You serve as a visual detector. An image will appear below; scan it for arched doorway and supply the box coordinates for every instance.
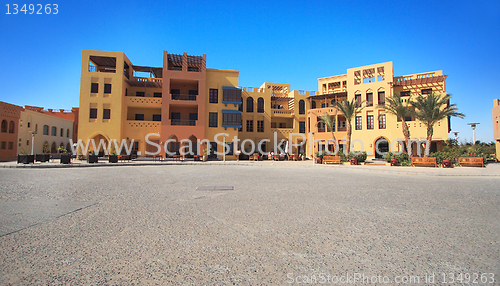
[51,142,57,153]
[374,137,389,159]
[167,135,179,156]
[90,134,109,157]
[186,135,198,158]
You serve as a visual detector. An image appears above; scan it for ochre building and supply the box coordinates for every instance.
[78,50,450,159]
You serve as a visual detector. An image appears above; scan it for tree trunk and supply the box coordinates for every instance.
[329,131,337,155]
[425,127,433,157]
[346,123,351,154]
[401,119,412,159]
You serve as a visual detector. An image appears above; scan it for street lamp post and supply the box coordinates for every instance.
[30,131,36,155]
[311,131,315,166]
[467,123,480,144]
[452,132,459,142]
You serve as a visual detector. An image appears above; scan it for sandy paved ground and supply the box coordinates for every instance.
[0,164,499,285]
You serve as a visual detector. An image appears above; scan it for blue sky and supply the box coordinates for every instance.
[1,0,499,142]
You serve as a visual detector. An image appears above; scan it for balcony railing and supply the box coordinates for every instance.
[171,119,197,126]
[171,94,197,101]
[272,109,294,116]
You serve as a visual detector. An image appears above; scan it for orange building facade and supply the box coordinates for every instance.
[0,101,23,161]
[493,99,500,161]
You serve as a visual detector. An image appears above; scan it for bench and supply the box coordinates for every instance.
[458,157,484,167]
[323,156,341,164]
[411,157,437,167]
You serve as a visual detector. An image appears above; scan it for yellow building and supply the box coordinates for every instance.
[79,51,449,160]
[18,106,74,154]
[493,99,500,161]
[308,61,449,159]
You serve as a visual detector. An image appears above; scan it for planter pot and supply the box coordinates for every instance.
[60,154,71,164]
[350,158,358,165]
[35,154,50,162]
[109,155,118,163]
[87,154,99,163]
[442,160,453,168]
[316,157,322,164]
[390,158,398,166]
[17,155,34,164]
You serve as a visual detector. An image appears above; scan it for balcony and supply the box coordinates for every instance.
[171,94,197,101]
[127,120,161,129]
[272,109,294,117]
[171,119,197,126]
[126,96,162,107]
[125,77,163,88]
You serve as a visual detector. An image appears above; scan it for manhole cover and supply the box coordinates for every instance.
[196,186,234,191]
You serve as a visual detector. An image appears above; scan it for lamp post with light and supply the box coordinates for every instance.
[311,131,315,166]
[467,123,480,144]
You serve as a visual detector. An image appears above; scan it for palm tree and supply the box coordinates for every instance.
[332,98,363,154]
[411,93,465,157]
[318,112,337,153]
[383,94,414,158]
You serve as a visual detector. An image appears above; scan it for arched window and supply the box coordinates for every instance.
[66,143,71,152]
[299,100,305,114]
[8,121,15,133]
[51,126,56,136]
[42,141,49,153]
[35,124,38,133]
[246,97,254,113]
[257,98,264,113]
[311,101,316,109]
[1,120,7,133]
[66,129,70,138]
[51,142,57,153]
[331,99,336,106]
[43,125,49,135]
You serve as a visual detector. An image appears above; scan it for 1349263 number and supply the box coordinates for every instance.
[6,4,58,14]
[441,273,495,284]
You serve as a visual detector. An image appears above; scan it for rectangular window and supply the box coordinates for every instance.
[271,122,277,128]
[209,89,218,103]
[378,91,385,105]
[223,89,241,102]
[60,128,63,137]
[367,115,374,130]
[0,142,6,149]
[89,108,98,119]
[103,109,111,119]
[104,83,112,94]
[26,140,29,145]
[91,83,98,93]
[152,114,161,121]
[246,120,254,132]
[27,122,30,128]
[257,120,264,132]
[299,121,305,133]
[279,122,286,128]
[222,113,241,126]
[209,112,218,127]
[135,114,144,121]
[355,94,361,107]
[366,92,373,107]
[401,91,410,97]
[8,142,13,149]
[153,92,162,98]
[136,91,145,97]
[355,116,362,130]
[379,114,386,129]
[422,88,432,95]
[321,103,329,108]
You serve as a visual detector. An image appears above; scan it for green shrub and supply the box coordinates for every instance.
[348,151,367,162]
[339,152,348,162]
[384,152,394,163]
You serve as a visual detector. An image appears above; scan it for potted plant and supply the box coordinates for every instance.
[17,148,34,164]
[87,151,98,163]
[315,151,324,164]
[60,149,71,164]
[109,144,118,163]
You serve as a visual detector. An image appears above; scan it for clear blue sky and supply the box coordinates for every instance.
[1,0,499,142]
